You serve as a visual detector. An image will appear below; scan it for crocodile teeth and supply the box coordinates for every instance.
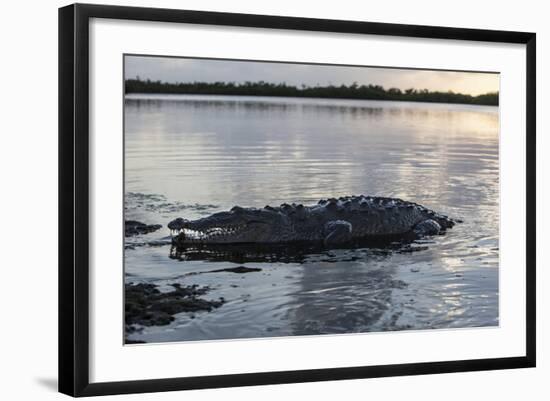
[173,224,248,242]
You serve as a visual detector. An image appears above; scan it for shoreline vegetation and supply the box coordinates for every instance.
[125,78,499,106]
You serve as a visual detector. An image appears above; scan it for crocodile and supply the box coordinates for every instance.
[168,195,457,247]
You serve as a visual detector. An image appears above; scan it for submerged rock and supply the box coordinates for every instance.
[125,220,162,237]
[125,282,225,341]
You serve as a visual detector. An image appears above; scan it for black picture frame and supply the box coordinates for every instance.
[59,3,536,397]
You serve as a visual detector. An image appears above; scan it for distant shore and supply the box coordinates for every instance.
[125,79,499,106]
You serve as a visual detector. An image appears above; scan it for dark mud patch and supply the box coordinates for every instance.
[125,220,162,237]
[124,338,146,344]
[125,282,225,343]
[397,244,429,253]
[171,266,263,281]
[208,266,262,274]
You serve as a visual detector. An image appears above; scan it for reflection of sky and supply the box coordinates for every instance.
[124,94,500,339]
[124,95,499,220]
[125,56,499,96]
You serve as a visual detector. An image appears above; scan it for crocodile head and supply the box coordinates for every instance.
[168,206,287,244]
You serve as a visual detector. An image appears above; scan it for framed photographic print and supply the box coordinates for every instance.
[58,3,536,397]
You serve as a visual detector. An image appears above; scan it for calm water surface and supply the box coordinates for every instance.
[124,94,499,343]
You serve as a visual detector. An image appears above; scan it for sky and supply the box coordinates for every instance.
[125,55,499,96]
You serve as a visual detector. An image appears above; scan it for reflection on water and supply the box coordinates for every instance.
[168,238,426,264]
[124,94,499,343]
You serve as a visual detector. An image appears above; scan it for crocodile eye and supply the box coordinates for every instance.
[231,206,244,213]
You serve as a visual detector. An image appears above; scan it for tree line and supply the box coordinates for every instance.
[125,78,499,106]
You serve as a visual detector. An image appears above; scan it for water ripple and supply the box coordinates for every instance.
[124,95,499,343]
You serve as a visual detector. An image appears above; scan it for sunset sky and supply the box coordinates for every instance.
[125,55,499,96]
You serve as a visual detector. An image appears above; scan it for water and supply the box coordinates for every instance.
[124,94,499,343]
